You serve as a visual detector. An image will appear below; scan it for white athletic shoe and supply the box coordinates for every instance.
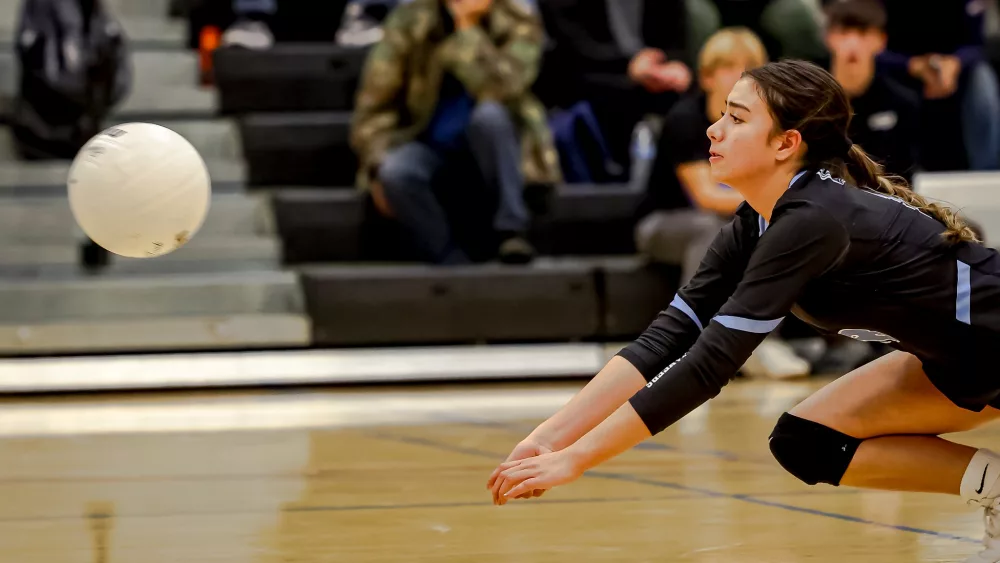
[962,451,1000,562]
[965,503,1000,562]
[741,338,811,380]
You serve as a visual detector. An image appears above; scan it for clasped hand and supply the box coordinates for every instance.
[486,439,585,505]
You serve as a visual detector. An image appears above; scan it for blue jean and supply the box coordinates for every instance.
[962,61,1000,170]
[378,102,529,264]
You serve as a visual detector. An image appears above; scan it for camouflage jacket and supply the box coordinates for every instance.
[350,0,562,191]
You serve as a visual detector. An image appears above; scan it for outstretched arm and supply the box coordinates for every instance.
[496,203,851,500]
[488,216,754,503]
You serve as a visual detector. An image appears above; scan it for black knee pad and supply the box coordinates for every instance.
[768,412,862,486]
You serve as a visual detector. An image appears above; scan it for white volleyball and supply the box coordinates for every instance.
[67,123,211,258]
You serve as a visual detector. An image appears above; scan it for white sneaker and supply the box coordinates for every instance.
[222,20,274,49]
[965,503,1000,562]
[741,338,811,380]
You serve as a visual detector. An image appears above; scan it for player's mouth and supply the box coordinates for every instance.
[709,150,723,163]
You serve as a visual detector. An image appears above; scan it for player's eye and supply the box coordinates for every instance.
[720,111,743,124]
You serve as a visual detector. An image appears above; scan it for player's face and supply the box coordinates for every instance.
[706,78,780,186]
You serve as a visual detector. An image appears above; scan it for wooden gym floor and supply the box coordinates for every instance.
[0,375,994,562]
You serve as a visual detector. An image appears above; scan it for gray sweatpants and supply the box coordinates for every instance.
[635,209,728,286]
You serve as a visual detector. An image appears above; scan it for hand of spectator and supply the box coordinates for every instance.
[649,61,692,93]
[630,50,690,93]
[628,48,667,89]
[910,54,961,99]
[370,181,394,218]
[931,55,961,96]
[447,0,493,30]
[907,55,929,79]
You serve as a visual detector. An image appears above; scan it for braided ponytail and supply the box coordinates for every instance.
[745,60,979,245]
[843,144,979,244]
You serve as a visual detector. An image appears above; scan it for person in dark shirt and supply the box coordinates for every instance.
[876,0,1000,170]
[824,0,918,180]
[488,60,1000,563]
[537,0,692,180]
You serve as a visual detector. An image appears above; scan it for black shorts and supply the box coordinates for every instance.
[922,360,1000,412]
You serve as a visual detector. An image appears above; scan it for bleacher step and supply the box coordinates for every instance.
[0,314,311,356]
[0,119,240,162]
[0,193,275,241]
[0,158,245,191]
[0,270,305,323]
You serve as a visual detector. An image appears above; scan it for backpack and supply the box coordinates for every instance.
[11,0,132,160]
[547,100,622,184]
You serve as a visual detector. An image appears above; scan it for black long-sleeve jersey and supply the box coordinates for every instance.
[621,168,1000,435]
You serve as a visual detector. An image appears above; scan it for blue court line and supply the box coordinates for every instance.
[0,489,869,526]
[286,495,694,514]
[370,430,980,545]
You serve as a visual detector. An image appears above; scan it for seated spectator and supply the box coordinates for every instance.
[633,27,810,379]
[350,0,560,265]
[824,0,919,181]
[876,0,1000,170]
[688,0,827,63]
[537,0,692,181]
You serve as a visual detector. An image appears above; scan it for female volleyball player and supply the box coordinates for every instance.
[487,59,1000,562]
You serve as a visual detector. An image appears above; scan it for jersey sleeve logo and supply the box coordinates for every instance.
[838,328,899,343]
[646,353,688,388]
[817,169,846,185]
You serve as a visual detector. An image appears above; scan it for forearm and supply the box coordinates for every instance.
[527,356,647,451]
[564,402,652,471]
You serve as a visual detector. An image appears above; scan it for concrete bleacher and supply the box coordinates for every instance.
[270,184,643,263]
[0,0,312,357]
[0,271,310,355]
[238,112,355,187]
[213,45,368,114]
[0,192,280,276]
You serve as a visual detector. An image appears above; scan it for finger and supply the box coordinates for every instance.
[498,459,525,472]
[506,477,543,499]
[492,471,516,505]
[515,488,545,500]
[492,479,507,505]
[486,465,504,489]
[498,473,523,505]
[498,468,537,502]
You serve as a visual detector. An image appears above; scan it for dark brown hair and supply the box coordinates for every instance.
[745,59,978,244]
[825,0,887,32]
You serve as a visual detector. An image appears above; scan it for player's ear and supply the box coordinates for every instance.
[773,129,802,163]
